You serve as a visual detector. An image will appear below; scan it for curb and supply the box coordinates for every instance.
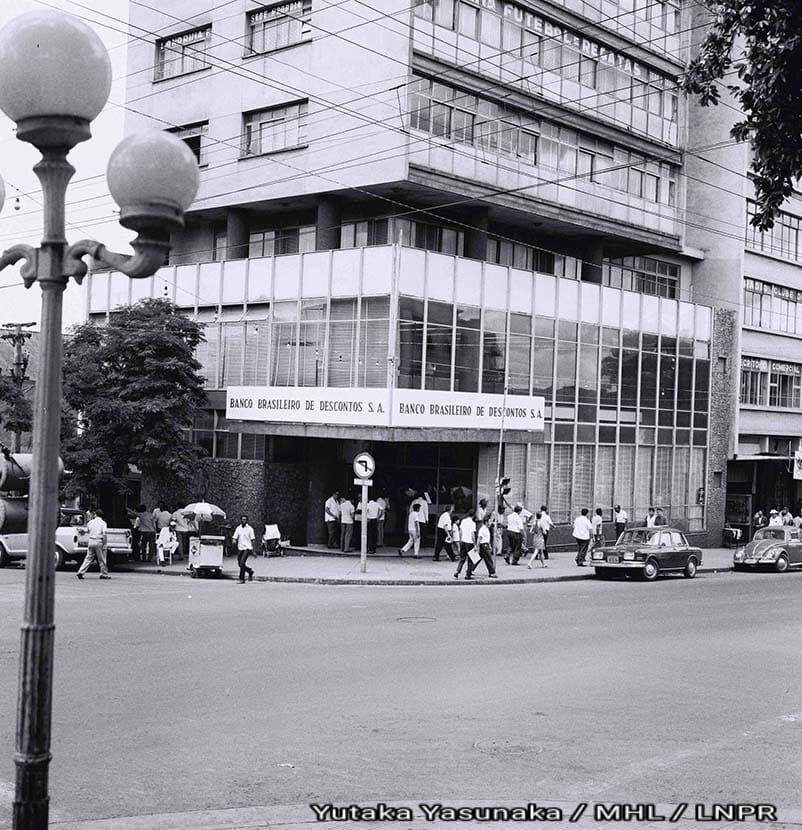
[109,564,733,586]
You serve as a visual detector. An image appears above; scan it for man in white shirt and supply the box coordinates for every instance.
[539,505,554,560]
[232,514,256,583]
[171,508,197,561]
[475,498,488,523]
[376,495,387,547]
[572,508,593,566]
[782,508,795,526]
[768,509,783,527]
[324,491,340,549]
[505,503,525,565]
[340,496,355,552]
[77,509,110,580]
[366,497,380,553]
[399,503,422,557]
[591,507,604,547]
[613,504,628,540]
[646,507,657,527]
[476,517,497,578]
[153,503,172,531]
[454,512,477,579]
[434,506,456,562]
[157,520,180,566]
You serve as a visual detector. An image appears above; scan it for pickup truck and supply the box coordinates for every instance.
[0,507,132,570]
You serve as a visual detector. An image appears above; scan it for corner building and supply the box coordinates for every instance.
[89,0,733,546]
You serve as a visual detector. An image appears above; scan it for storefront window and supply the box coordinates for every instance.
[398,296,424,389]
[425,300,453,391]
[481,310,506,393]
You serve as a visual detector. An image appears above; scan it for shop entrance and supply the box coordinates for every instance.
[333,440,477,542]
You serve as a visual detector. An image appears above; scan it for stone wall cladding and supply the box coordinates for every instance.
[264,461,309,546]
[706,308,736,548]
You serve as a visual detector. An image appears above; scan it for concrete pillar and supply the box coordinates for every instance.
[226,208,249,260]
[463,207,490,260]
[581,241,605,284]
[316,195,341,251]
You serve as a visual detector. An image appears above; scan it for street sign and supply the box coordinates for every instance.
[353,452,375,479]
[354,478,373,487]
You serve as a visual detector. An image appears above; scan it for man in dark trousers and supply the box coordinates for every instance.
[434,505,456,561]
[232,514,256,583]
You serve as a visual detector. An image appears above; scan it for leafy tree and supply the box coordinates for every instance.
[62,298,206,500]
[680,1,802,229]
[0,373,32,441]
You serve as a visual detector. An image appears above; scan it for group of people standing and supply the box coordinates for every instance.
[130,502,197,564]
[754,507,802,530]
[324,490,388,554]
[572,504,669,566]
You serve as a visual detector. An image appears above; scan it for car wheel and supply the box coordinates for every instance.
[684,556,698,578]
[189,565,197,579]
[54,548,65,571]
[775,554,789,573]
[642,559,659,581]
[0,547,8,568]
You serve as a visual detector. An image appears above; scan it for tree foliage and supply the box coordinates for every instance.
[0,374,32,439]
[680,1,802,230]
[62,298,206,499]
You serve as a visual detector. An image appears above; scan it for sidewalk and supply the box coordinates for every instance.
[114,545,736,586]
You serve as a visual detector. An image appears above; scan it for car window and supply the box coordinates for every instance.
[669,531,684,545]
[789,530,800,540]
[646,532,662,546]
[754,528,786,541]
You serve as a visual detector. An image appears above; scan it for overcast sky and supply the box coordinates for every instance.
[0,0,131,331]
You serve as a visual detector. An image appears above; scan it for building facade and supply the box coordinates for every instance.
[89,0,736,546]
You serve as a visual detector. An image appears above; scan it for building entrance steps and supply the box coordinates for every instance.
[103,547,736,585]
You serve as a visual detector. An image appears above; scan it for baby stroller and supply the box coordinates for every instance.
[261,524,288,557]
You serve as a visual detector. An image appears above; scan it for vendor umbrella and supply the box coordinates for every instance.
[181,501,226,523]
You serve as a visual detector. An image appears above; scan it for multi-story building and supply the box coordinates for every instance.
[88,0,734,546]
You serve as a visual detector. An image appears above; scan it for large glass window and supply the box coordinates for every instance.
[249,225,316,257]
[155,27,211,81]
[555,328,577,405]
[482,310,507,393]
[297,299,326,386]
[398,297,424,389]
[328,298,357,387]
[358,297,390,387]
[747,200,802,263]
[425,301,453,391]
[243,101,308,156]
[454,305,481,393]
[508,313,532,395]
[246,1,312,55]
[270,301,299,385]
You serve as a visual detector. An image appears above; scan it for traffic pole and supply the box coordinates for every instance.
[360,481,368,574]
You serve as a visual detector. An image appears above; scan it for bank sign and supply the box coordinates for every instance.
[226,387,545,433]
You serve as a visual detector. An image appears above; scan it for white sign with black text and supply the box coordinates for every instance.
[227,387,545,432]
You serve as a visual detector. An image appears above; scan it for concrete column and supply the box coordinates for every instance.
[316,195,341,251]
[581,241,605,284]
[226,208,249,260]
[463,207,490,261]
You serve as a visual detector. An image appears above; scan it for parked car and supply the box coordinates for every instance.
[0,507,132,570]
[590,527,703,581]
[733,526,802,573]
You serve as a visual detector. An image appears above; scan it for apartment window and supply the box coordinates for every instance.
[740,368,767,406]
[247,1,312,54]
[414,0,434,20]
[579,55,598,88]
[213,226,227,262]
[243,101,308,155]
[456,1,478,37]
[743,277,802,334]
[168,122,209,166]
[155,27,211,81]
[746,200,802,263]
[340,218,389,248]
[604,256,679,299]
[249,225,315,256]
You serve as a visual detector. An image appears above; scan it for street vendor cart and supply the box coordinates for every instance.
[181,501,227,578]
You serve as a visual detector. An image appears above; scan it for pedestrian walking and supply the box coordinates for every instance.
[505,503,525,565]
[157,520,180,566]
[365,496,379,553]
[613,504,628,540]
[592,507,604,548]
[450,515,462,561]
[324,491,340,548]
[376,494,387,547]
[76,509,110,580]
[136,503,157,562]
[232,515,255,583]
[539,505,553,560]
[454,512,477,579]
[130,512,140,561]
[434,505,456,561]
[526,512,547,568]
[339,495,355,552]
[572,508,593,566]
[399,502,422,557]
[476,516,497,577]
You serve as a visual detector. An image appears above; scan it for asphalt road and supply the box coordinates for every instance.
[0,567,801,826]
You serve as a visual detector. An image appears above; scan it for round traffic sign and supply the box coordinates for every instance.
[353,452,375,479]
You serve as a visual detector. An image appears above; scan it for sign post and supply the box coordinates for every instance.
[353,452,376,574]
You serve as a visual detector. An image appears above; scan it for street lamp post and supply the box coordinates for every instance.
[0,11,199,829]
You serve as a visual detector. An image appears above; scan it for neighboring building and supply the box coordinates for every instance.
[0,328,38,453]
[88,0,735,546]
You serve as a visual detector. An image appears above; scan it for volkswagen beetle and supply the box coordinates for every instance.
[733,526,802,573]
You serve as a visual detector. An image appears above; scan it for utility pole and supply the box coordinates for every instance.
[0,322,35,452]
